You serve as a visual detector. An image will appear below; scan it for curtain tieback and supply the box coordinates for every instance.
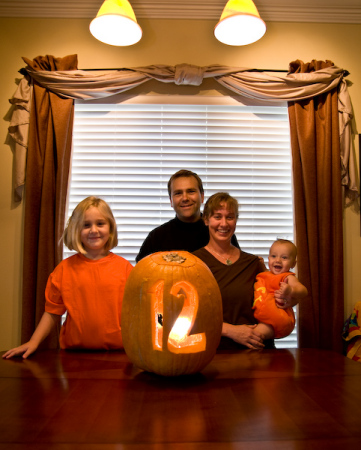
[174,64,205,86]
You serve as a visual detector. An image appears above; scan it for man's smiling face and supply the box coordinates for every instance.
[170,176,204,223]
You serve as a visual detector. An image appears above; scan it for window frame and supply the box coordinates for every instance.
[65,85,297,348]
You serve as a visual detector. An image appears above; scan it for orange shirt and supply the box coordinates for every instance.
[253,271,295,339]
[45,252,133,350]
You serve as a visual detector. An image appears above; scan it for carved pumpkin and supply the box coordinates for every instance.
[121,251,223,376]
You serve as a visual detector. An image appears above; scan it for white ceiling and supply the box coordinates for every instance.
[0,0,360,24]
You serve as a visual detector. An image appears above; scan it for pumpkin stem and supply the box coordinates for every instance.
[162,253,186,264]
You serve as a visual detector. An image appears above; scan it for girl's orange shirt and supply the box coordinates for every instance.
[45,252,133,350]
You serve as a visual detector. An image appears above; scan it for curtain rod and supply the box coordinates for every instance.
[19,67,290,75]
[78,68,349,76]
[19,67,351,76]
[79,68,290,73]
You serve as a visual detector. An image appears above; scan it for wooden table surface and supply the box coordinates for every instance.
[0,348,361,449]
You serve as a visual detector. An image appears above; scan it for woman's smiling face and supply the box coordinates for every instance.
[205,203,237,245]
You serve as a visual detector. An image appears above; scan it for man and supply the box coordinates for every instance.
[136,169,239,262]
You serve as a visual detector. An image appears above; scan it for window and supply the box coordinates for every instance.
[65,93,296,348]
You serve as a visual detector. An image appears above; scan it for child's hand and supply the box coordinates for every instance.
[2,341,39,360]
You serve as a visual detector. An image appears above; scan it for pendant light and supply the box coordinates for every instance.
[90,0,142,46]
[214,0,266,46]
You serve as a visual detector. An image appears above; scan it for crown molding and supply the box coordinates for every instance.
[0,1,360,24]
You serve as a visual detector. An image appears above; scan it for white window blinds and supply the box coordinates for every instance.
[65,98,296,348]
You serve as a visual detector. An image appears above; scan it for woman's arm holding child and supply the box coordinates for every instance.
[2,312,60,359]
[222,322,265,349]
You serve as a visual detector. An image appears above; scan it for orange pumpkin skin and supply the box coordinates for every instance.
[121,251,223,376]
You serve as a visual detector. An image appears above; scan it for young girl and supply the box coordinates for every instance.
[3,196,133,359]
[252,239,308,340]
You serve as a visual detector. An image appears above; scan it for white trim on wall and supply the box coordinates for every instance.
[1,0,360,24]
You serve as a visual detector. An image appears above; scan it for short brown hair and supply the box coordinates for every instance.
[63,196,118,254]
[167,170,204,198]
[203,192,239,220]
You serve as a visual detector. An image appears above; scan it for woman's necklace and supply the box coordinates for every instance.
[206,246,234,265]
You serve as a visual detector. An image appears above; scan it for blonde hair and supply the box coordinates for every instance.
[203,192,239,221]
[63,197,118,254]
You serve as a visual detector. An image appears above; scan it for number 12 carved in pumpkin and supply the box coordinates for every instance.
[150,279,206,354]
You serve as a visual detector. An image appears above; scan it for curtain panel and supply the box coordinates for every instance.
[14,55,357,352]
[288,60,345,352]
[20,55,77,347]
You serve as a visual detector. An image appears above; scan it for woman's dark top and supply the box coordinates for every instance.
[193,247,274,350]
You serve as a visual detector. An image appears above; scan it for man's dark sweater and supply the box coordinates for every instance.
[136,216,239,263]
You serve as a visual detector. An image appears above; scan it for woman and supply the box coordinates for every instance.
[193,192,272,350]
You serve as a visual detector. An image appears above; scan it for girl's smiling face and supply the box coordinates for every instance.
[80,206,110,259]
[268,242,296,274]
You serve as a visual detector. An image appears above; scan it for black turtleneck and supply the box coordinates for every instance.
[136,215,239,263]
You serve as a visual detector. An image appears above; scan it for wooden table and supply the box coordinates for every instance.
[1,348,361,449]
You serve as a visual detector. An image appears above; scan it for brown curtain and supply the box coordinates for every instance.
[288,60,344,352]
[21,55,78,347]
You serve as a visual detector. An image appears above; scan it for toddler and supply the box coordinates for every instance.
[252,239,308,340]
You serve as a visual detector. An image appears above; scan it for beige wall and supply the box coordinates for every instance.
[0,18,360,350]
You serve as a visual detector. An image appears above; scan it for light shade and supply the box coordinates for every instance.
[90,0,142,46]
[214,0,266,46]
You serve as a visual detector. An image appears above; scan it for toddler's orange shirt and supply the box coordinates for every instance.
[45,252,133,350]
[253,271,295,339]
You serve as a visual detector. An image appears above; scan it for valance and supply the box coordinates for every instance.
[21,61,345,101]
[10,60,358,203]
[8,75,31,201]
